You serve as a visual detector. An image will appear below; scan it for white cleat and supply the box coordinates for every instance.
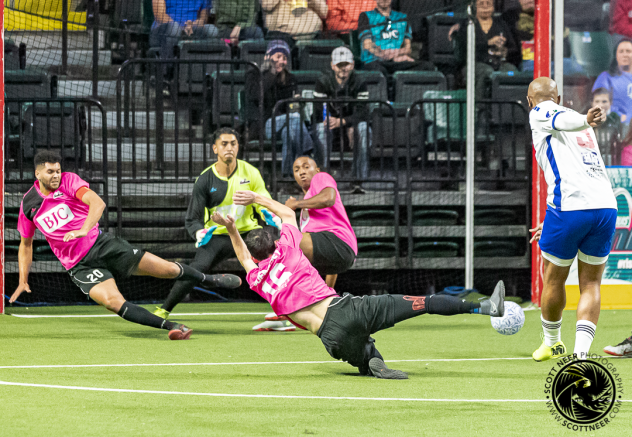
[252,320,296,332]
[604,333,632,358]
[264,312,289,321]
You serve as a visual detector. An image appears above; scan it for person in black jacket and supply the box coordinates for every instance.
[313,47,371,192]
[450,0,518,100]
[245,40,314,177]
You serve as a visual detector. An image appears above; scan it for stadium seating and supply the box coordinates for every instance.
[474,208,518,225]
[371,102,424,151]
[177,40,232,94]
[564,0,604,31]
[412,209,459,226]
[412,241,460,258]
[355,71,388,102]
[296,40,344,72]
[212,70,247,128]
[474,240,520,257]
[562,73,592,111]
[426,13,466,71]
[293,70,322,96]
[356,241,398,258]
[394,71,447,104]
[568,31,613,77]
[490,71,533,124]
[349,209,395,226]
[422,89,466,142]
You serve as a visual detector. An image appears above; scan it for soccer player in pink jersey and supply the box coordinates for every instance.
[254,156,358,331]
[212,190,507,379]
[10,150,240,340]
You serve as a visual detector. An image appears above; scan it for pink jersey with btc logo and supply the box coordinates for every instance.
[18,172,99,270]
[246,224,338,316]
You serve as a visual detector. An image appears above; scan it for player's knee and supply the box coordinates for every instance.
[103,295,125,312]
[168,262,182,278]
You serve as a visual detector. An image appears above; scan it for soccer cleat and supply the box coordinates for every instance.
[533,340,567,362]
[368,358,408,379]
[488,280,505,317]
[264,312,289,322]
[153,307,170,320]
[603,333,632,358]
[202,273,242,289]
[168,323,193,340]
[252,320,296,331]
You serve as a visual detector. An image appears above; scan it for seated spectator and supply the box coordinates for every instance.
[591,88,622,166]
[214,0,263,44]
[610,0,632,47]
[262,0,328,42]
[620,120,632,166]
[313,47,371,193]
[150,0,217,60]
[450,0,518,100]
[245,40,314,177]
[501,0,533,68]
[326,0,376,36]
[593,39,632,123]
[358,0,434,89]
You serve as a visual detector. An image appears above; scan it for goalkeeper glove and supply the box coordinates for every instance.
[261,209,282,230]
[195,226,217,248]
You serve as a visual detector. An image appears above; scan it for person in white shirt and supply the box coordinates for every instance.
[527,77,617,362]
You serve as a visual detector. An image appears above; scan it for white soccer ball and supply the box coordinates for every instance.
[491,301,525,335]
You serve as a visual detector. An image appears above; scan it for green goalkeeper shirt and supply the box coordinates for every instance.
[185,160,272,238]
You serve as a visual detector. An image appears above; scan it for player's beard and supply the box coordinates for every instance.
[41,179,59,192]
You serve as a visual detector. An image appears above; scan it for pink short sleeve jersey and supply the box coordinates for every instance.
[18,172,99,270]
[299,172,358,254]
[246,224,338,316]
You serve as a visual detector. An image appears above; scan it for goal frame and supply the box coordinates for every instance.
[1,0,5,315]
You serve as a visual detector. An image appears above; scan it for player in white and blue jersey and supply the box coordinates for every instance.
[527,77,617,362]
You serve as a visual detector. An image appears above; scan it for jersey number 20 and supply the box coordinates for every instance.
[262,263,292,296]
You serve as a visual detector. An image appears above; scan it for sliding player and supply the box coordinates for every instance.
[213,190,505,379]
[153,128,281,319]
[10,150,240,340]
[527,77,616,361]
[254,156,358,331]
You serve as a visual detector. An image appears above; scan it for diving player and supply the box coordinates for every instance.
[212,190,506,379]
[11,150,240,340]
[527,77,617,361]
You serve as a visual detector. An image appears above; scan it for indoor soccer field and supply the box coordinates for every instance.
[1,303,630,436]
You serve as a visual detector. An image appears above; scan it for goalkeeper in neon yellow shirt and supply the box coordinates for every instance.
[153,128,280,318]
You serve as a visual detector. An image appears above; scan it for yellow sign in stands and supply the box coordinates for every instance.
[565,167,632,310]
[4,0,86,31]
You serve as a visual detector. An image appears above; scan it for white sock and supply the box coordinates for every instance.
[574,320,597,359]
[541,314,562,347]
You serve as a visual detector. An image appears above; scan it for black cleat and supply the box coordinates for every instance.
[202,274,242,289]
[368,358,408,380]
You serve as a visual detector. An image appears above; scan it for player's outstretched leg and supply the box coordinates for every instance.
[391,280,505,325]
[89,279,192,340]
[533,258,570,362]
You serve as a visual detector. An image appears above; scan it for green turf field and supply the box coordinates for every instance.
[1,303,631,436]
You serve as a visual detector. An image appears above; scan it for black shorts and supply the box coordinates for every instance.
[317,293,395,373]
[67,231,145,294]
[310,231,355,275]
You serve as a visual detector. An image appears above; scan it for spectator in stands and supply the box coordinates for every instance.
[326,0,376,36]
[313,47,371,193]
[593,39,632,123]
[262,0,328,43]
[357,0,434,84]
[610,0,632,46]
[214,0,264,44]
[245,40,314,177]
[449,0,518,100]
[501,0,534,68]
[620,120,632,165]
[591,88,622,165]
[150,0,217,60]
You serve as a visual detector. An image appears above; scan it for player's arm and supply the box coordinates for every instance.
[233,190,298,229]
[285,187,336,210]
[10,237,34,303]
[63,188,106,242]
[542,107,606,132]
[185,174,215,246]
[211,212,257,273]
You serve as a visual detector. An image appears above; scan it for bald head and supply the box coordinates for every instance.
[527,77,560,109]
